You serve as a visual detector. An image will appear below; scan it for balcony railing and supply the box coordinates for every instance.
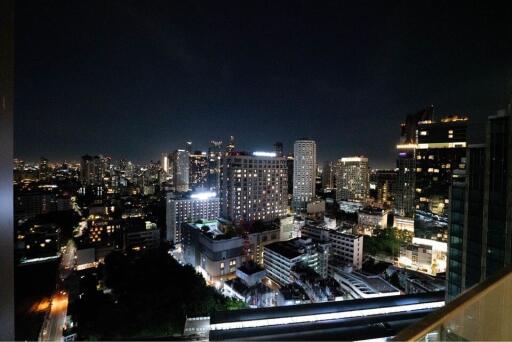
[393,265,512,341]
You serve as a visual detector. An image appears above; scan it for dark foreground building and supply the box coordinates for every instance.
[209,292,444,341]
[447,108,512,301]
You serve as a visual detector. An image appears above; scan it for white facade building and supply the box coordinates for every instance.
[293,140,317,210]
[399,238,447,276]
[263,238,323,286]
[301,223,364,270]
[166,192,220,243]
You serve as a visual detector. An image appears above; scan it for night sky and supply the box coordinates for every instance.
[15,1,512,168]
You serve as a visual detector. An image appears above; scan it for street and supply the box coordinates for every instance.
[39,240,76,342]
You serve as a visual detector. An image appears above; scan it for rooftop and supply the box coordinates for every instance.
[264,238,313,260]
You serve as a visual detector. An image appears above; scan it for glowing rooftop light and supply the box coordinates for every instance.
[253,151,276,157]
[190,191,217,200]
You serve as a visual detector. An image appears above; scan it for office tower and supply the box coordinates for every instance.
[447,109,512,301]
[395,106,433,217]
[395,144,416,217]
[335,156,369,202]
[166,192,220,243]
[208,140,223,193]
[293,139,317,210]
[80,154,105,185]
[370,169,398,205]
[189,151,209,191]
[186,141,193,154]
[161,153,169,174]
[400,105,434,144]
[38,157,50,181]
[322,161,336,190]
[274,142,284,157]
[226,136,235,153]
[287,154,294,196]
[415,115,468,215]
[172,150,189,192]
[219,151,288,223]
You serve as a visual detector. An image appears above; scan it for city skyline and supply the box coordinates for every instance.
[15,2,512,167]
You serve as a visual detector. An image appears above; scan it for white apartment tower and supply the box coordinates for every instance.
[293,139,317,210]
[166,192,220,243]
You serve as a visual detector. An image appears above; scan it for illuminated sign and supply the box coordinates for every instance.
[253,152,276,157]
[190,192,217,200]
[341,157,367,162]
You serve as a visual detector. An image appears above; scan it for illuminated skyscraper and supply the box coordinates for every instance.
[189,151,209,191]
[226,136,235,153]
[415,115,468,215]
[395,106,434,217]
[161,153,169,174]
[172,150,189,192]
[293,139,317,210]
[335,156,369,202]
[395,145,416,217]
[321,161,336,190]
[207,140,223,193]
[220,152,288,223]
[274,142,284,157]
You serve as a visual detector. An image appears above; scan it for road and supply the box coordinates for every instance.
[39,240,76,342]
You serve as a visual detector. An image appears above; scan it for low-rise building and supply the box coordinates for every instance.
[123,218,160,252]
[182,219,244,283]
[357,206,389,234]
[331,267,401,299]
[264,238,325,286]
[301,223,364,270]
[398,238,447,276]
[276,283,311,306]
[393,215,415,233]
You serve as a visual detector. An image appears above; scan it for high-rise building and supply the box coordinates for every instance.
[370,169,398,205]
[189,151,209,191]
[286,154,294,196]
[274,142,284,157]
[38,157,50,181]
[415,115,468,215]
[80,154,105,185]
[335,156,369,202]
[395,106,434,217]
[166,192,220,243]
[447,109,512,301]
[161,153,169,174]
[395,145,417,217]
[226,136,235,153]
[321,161,336,190]
[208,140,223,193]
[186,141,193,154]
[220,151,288,223]
[293,139,317,210]
[172,149,189,192]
